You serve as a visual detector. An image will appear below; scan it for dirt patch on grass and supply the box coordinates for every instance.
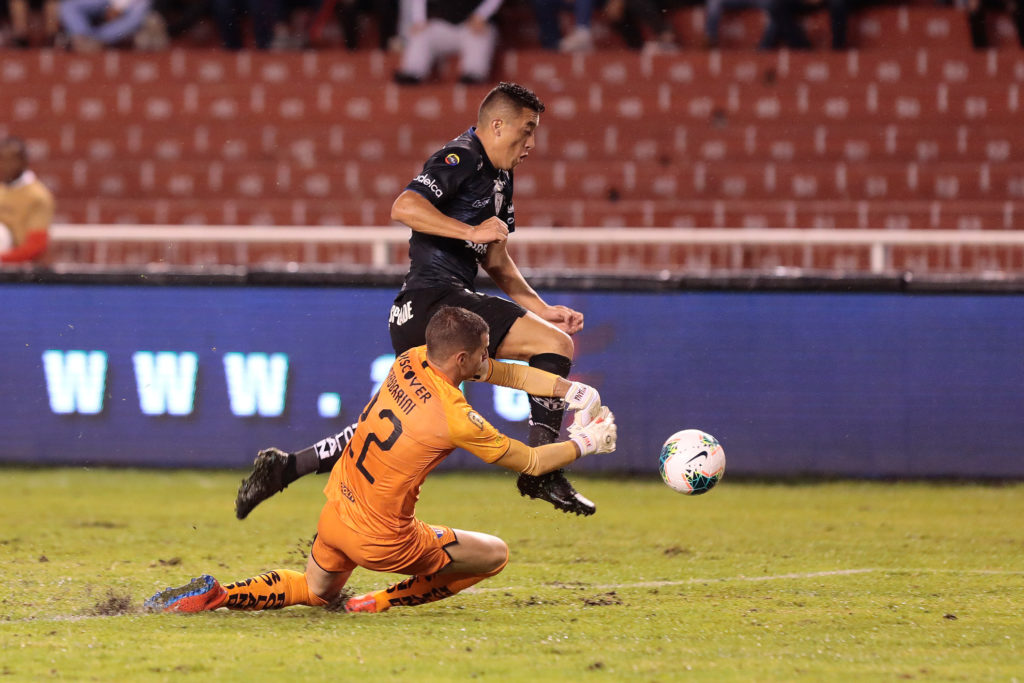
[322,588,354,613]
[89,588,139,616]
[582,591,623,607]
[288,536,315,564]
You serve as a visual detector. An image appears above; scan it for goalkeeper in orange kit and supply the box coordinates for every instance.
[145,307,617,614]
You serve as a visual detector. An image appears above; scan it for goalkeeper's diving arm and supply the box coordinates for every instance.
[471,360,616,475]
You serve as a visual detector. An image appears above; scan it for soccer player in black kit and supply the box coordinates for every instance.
[235,82,596,517]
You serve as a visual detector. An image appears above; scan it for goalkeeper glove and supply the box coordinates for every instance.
[564,381,601,429]
[569,407,617,456]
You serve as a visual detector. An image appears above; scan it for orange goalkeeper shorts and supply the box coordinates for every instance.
[310,501,457,576]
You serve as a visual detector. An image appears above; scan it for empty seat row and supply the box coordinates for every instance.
[7,79,1022,126]
[13,120,1020,165]
[52,198,1024,231]
[35,159,1024,202]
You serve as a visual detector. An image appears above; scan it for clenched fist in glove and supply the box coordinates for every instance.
[564,381,602,430]
[569,407,618,456]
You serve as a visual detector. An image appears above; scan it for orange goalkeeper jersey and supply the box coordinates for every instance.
[325,345,510,539]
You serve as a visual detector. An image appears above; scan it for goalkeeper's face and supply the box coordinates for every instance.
[457,333,490,382]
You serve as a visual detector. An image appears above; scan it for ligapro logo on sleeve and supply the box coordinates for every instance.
[413,173,443,198]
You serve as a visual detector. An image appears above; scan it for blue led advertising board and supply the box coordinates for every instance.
[2,284,1022,477]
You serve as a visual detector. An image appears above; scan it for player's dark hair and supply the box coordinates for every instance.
[478,82,545,123]
[425,306,489,361]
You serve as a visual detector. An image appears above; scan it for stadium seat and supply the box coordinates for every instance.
[13,45,1021,276]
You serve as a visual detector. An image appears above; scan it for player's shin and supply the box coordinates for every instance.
[347,553,509,613]
[290,422,359,481]
[526,353,572,446]
[222,569,328,610]
[518,353,596,515]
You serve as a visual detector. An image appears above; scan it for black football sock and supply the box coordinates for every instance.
[527,353,572,447]
[284,422,359,485]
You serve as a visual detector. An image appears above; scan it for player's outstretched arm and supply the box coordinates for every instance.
[474,360,602,427]
[492,408,617,476]
[474,359,592,402]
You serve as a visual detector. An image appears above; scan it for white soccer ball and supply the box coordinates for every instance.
[658,429,725,495]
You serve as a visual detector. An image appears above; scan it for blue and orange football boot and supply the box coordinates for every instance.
[145,574,228,613]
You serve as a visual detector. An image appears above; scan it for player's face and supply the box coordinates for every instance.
[499,110,539,170]
[459,333,490,381]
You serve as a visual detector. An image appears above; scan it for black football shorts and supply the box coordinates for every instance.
[388,287,527,358]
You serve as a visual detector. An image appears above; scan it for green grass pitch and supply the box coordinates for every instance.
[1,468,1021,681]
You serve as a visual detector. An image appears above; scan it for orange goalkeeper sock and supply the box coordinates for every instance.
[360,551,509,612]
[223,569,328,610]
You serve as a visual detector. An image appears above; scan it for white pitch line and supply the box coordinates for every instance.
[472,567,1024,594]
[8,568,1023,623]
[471,568,876,593]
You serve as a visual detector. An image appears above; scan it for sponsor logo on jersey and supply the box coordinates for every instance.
[338,481,356,503]
[444,153,460,166]
[413,173,443,198]
[464,241,488,257]
[471,197,490,208]
[467,410,486,430]
[397,353,432,404]
[389,301,414,326]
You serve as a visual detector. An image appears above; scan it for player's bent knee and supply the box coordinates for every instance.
[548,329,575,360]
[484,539,510,576]
[450,530,509,575]
[527,326,574,360]
[501,315,575,361]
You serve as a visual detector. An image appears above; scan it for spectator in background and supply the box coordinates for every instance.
[60,0,152,52]
[270,0,315,50]
[307,0,399,51]
[965,0,1024,48]
[212,0,279,49]
[529,0,597,51]
[604,0,681,51]
[787,0,851,50]
[393,0,503,85]
[5,0,61,47]
[0,137,54,265]
[147,0,212,45]
[821,0,851,50]
[758,0,813,49]
[704,0,774,47]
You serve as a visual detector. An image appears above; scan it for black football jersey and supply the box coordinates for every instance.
[401,128,515,291]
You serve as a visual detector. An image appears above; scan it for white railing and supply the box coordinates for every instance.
[49,224,1024,274]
